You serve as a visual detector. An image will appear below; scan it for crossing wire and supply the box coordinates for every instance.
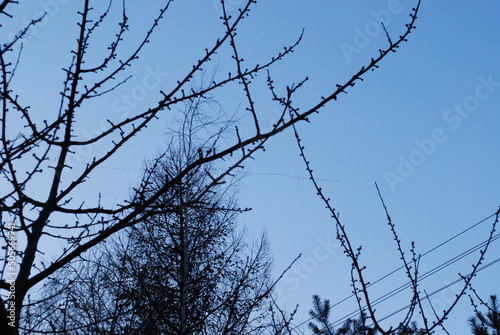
[330,232,500,328]
[373,256,500,325]
[286,212,498,333]
[331,212,497,310]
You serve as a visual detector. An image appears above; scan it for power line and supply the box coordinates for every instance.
[285,212,498,333]
[330,212,497,310]
[330,232,499,328]
[374,256,500,325]
[291,243,499,333]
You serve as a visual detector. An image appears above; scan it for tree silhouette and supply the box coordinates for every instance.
[0,0,423,333]
[308,295,376,335]
[292,120,499,334]
[469,295,500,335]
[22,98,296,334]
[308,294,430,335]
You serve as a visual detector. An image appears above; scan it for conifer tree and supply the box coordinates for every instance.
[469,295,500,335]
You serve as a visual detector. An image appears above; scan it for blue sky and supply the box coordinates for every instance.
[2,0,499,334]
[234,1,500,333]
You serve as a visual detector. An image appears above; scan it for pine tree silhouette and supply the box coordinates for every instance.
[469,295,500,335]
[308,295,376,335]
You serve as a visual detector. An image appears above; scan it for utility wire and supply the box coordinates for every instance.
[285,212,498,333]
[373,256,500,325]
[331,212,497,310]
[330,232,500,328]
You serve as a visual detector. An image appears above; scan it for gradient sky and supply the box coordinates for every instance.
[2,1,499,334]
